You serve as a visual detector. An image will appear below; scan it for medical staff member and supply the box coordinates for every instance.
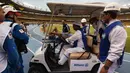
[2,5,29,73]
[89,17,105,46]
[89,17,105,39]
[81,18,89,35]
[58,22,88,65]
[0,6,20,73]
[98,3,127,73]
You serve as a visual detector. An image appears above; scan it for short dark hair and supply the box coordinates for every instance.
[0,5,1,7]
[104,11,118,19]
[73,21,81,30]
[62,19,66,22]
[89,17,98,24]
[0,4,6,7]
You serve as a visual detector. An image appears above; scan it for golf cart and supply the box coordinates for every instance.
[28,37,100,73]
[28,2,129,73]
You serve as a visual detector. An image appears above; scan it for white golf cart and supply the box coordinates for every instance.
[28,2,129,73]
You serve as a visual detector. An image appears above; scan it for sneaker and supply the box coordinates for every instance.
[114,71,119,73]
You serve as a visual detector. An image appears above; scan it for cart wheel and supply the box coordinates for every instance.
[28,65,48,73]
[91,63,100,73]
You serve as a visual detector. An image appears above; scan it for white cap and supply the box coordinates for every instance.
[81,18,87,23]
[73,22,80,27]
[2,5,18,15]
[0,2,4,6]
[103,2,121,12]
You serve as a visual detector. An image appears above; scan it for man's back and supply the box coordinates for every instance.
[0,22,20,73]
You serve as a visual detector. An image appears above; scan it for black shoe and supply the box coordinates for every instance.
[51,63,62,68]
[55,53,60,60]
[49,56,58,64]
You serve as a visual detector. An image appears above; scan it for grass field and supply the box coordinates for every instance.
[125,28,130,53]
[42,24,130,53]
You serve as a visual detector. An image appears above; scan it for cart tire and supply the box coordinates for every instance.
[28,64,48,73]
[91,63,100,73]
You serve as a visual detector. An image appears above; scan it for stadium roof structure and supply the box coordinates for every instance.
[0,0,51,14]
[47,2,130,16]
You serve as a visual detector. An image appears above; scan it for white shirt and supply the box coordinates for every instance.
[93,21,105,36]
[0,22,11,52]
[66,30,84,48]
[85,24,89,35]
[106,19,127,62]
[0,22,11,72]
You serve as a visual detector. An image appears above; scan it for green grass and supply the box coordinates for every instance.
[43,24,130,53]
[125,28,130,53]
[51,24,94,34]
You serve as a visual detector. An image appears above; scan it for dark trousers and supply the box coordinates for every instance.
[16,54,24,73]
[2,64,15,73]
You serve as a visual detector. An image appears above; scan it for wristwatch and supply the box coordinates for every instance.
[104,66,109,70]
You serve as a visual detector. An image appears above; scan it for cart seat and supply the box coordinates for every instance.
[70,52,90,59]
[87,35,99,55]
[92,45,99,55]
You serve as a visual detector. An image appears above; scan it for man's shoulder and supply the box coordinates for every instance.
[75,30,82,34]
[114,25,126,31]
[65,24,69,26]
[2,21,12,25]
[111,25,127,36]
[13,23,21,28]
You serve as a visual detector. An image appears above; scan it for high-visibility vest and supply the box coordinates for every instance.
[99,21,124,65]
[0,22,12,72]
